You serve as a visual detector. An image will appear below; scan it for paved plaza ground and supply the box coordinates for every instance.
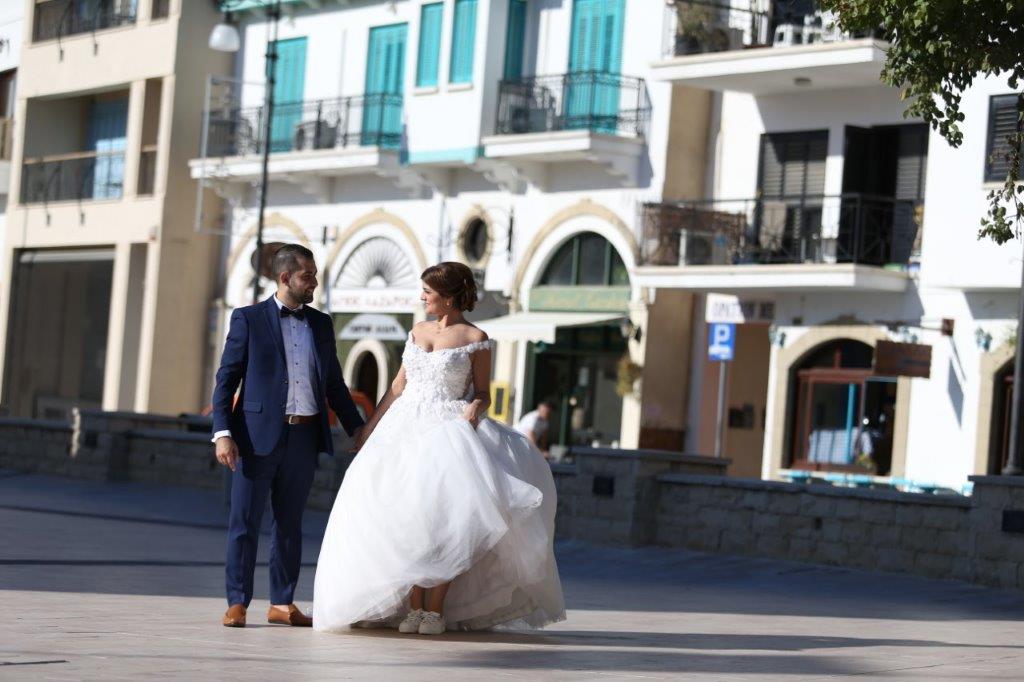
[2,470,1024,680]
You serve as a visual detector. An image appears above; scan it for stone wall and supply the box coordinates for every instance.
[5,411,1024,592]
[0,411,353,510]
[551,446,729,545]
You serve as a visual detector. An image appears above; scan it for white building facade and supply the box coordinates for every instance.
[640,1,1022,488]
[194,0,700,451]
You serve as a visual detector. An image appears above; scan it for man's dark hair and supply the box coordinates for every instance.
[271,243,315,278]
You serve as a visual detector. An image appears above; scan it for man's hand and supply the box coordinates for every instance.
[215,436,239,472]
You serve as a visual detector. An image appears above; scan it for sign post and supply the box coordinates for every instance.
[708,322,736,459]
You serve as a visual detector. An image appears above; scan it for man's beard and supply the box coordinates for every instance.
[290,284,314,304]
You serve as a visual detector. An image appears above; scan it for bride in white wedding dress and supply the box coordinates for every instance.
[313,262,564,635]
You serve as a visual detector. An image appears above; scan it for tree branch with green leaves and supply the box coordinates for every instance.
[820,0,1024,243]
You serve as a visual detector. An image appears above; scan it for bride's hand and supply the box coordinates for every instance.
[462,402,483,428]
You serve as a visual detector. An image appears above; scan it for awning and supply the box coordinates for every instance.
[474,311,625,344]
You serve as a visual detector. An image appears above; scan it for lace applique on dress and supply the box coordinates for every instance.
[392,333,495,419]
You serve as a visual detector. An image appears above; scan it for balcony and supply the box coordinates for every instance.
[190,93,415,198]
[21,151,125,204]
[652,1,886,93]
[480,72,651,189]
[634,195,917,292]
[33,0,137,43]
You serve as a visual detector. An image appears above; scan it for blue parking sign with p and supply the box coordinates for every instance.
[708,323,735,362]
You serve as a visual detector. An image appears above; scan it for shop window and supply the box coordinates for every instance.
[788,339,896,475]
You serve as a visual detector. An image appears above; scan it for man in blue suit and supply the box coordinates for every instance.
[212,243,365,628]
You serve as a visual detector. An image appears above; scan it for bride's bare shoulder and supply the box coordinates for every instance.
[462,323,489,344]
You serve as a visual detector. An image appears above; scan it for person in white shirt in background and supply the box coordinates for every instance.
[516,402,552,460]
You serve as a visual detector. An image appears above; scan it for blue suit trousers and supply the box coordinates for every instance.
[225,422,317,606]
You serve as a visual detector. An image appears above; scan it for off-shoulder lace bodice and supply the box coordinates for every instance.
[393,332,493,419]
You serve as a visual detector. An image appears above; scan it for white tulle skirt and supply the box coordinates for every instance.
[312,407,565,632]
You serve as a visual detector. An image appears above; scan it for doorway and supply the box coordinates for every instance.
[4,249,114,419]
[788,339,895,474]
[528,324,625,447]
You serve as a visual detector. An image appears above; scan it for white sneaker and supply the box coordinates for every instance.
[418,611,446,635]
[398,609,426,633]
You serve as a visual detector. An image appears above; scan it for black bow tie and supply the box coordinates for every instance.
[280,306,305,321]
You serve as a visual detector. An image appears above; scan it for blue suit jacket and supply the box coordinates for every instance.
[211,296,365,456]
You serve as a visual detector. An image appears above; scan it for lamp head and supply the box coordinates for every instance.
[209,14,240,52]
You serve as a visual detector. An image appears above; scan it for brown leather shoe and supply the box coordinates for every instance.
[222,604,246,627]
[268,604,312,627]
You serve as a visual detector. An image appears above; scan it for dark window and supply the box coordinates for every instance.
[539,233,628,287]
[759,130,828,199]
[985,94,1023,183]
[461,218,489,264]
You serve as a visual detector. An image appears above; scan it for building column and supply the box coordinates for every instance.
[133,240,161,412]
[101,242,133,410]
[122,79,146,199]
[619,298,650,449]
[154,75,174,196]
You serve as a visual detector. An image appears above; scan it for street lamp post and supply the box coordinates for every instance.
[210,0,283,305]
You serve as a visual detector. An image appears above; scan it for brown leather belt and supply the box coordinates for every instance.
[285,414,318,425]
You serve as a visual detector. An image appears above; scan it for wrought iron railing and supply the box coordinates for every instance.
[21,151,125,204]
[33,0,137,43]
[641,194,922,267]
[137,145,157,195]
[0,118,12,161]
[495,72,650,137]
[663,1,879,57]
[204,93,403,157]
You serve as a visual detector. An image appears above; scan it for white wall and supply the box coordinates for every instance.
[919,74,1023,291]
[225,0,675,304]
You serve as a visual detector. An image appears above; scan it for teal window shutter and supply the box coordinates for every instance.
[416,3,443,87]
[449,0,478,84]
[503,0,527,80]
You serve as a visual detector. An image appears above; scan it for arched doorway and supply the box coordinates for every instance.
[352,351,381,405]
[331,236,418,397]
[989,360,1015,474]
[787,339,896,474]
[526,232,630,448]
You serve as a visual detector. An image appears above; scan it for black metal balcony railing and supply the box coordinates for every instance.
[204,94,403,158]
[641,195,922,267]
[664,1,879,57]
[21,151,125,204]
[33,0,137,43]
[495,72,650,138]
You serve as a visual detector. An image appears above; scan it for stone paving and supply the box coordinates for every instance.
[2,470,1024,680]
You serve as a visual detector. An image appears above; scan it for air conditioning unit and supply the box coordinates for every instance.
[294,121,338,151]
[679,229,729,265]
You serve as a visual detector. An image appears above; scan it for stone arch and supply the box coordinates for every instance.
[513,199,639,307]
[343,338,391,404]
[974,342,1017,475]
[324,208,428,280]
[225,212,311,280]
[765,326,912,479]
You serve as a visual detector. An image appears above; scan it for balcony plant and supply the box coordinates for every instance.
[674,3,733,55]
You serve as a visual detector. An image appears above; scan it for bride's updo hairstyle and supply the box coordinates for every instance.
[422,261,478,312]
